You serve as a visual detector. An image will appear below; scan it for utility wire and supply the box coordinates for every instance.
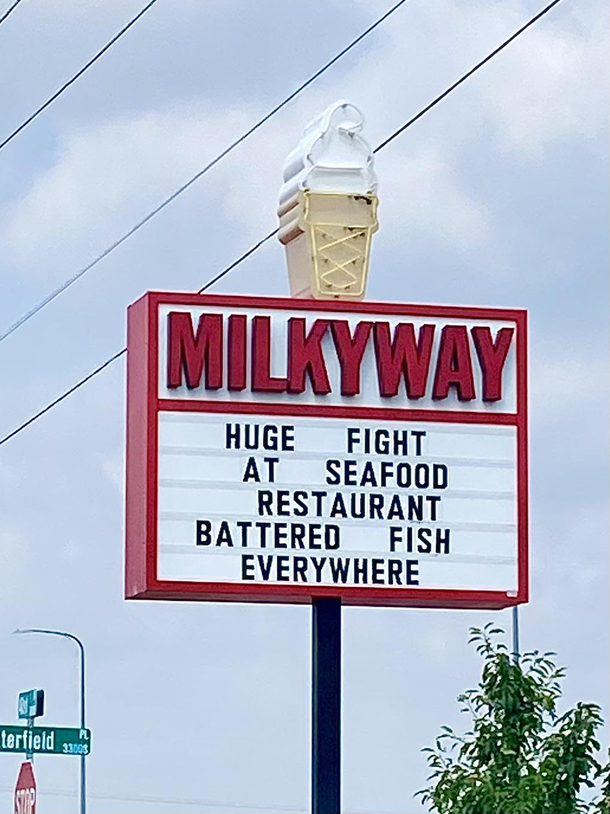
[0,348,126,447]
[196,229,279,294]
[374,0,564,153]
[0,0,411,346]
[0,784,400,814]
[0,0,162,152]
[0,229,280,447]
[0,788,299,813]
[0,0,25,27]
[0,0,565,449]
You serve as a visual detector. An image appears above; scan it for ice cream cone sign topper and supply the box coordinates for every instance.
[278,101,379,300]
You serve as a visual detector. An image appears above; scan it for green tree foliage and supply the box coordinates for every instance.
[418,624,605,814]
[593,752,610,813]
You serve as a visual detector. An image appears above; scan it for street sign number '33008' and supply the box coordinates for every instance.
[125,293,528,610]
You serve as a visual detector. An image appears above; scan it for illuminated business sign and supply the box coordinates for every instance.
[125,293,527,608]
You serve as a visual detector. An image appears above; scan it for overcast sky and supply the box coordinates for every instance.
[0,0,608,811]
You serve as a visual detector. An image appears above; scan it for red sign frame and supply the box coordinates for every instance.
[126,292,528,609]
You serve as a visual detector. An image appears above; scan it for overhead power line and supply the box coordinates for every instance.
[0,348,127,447]
[0,0,162,153]
[0,0,411,346]
[0,0,25,28]
[0,787,299,813]
[0,784,399,814]
[0,0,566,449]
[0,227,279,447]
[374,0,563,153]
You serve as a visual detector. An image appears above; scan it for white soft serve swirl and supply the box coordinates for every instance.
[280,101,378,206]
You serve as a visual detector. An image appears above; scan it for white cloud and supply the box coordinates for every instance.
[0,102,489,283]
[0,526,30,606]
[378,147,490,248]
[100,451,124,493]
[0,106,255,272]
[2,0,605,289]
[352,0,609,152]
[530,341,609,421]
[480,3,610,156]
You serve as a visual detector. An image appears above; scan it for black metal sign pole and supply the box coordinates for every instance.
[312,597,341,814]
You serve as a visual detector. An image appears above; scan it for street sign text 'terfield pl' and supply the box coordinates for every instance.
[0,726,91,755]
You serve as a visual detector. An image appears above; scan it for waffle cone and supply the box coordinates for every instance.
[278,191,379,300]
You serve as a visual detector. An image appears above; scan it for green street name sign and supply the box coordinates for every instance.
[0,726,91,755]
[18,689,44,719]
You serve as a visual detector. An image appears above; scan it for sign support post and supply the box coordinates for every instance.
[512,605,520,660]
[25,718,33,762]
[312,598,341,814]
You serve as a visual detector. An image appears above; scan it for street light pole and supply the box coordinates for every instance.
[13,628,87,814]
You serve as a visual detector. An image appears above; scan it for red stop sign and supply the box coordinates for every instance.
[14,761,36,814]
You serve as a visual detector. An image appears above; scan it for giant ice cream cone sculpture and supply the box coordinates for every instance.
[278,101,378,300]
